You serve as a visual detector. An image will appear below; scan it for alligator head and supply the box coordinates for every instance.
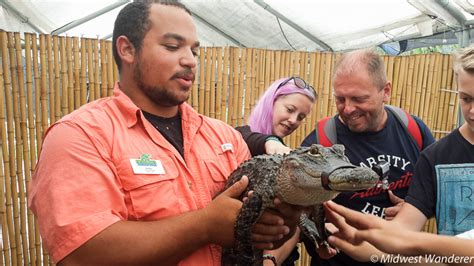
[275,144,380,206]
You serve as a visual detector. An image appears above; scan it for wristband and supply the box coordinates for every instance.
[265,136,282,143]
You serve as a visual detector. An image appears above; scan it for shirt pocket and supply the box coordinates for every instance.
[202,148,238,196]
[116,156,180,220]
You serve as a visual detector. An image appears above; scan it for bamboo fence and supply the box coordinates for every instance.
[0,31,460,265]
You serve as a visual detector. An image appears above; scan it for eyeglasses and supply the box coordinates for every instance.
[276,77,317,98]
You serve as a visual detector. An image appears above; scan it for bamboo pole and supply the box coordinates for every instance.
[431,53,443,133]
[59,37,69,117]
[2,31,18,266]
[204,47,212,117]
[251,49,263,112]
[265,50,273,92]
[249,49,258,112]
[113,55,118,86]
[250,48,258,118]
[384,55,392,82]
[67,37,75,113]
[308,52,318,133]
[404,56,414,112]
[31,34,44,265]
[329,54,342,116]
[80,38,87,105]
[243,49,253,123]
[215,47,223,121]
[189,48,199,109]
[314,52,323,120]
[0,145,8,266]
[274,50,281,81]
[282,51,290,78]
[8,32,25,264]
[100,39,108,98]
[14,31,30,264]
[24,32,38,266]
[411,55,421,115]
[397,56,407,107]
[221,47,230,123]
[107,41,114,96]
[424,54,436,125]
[447,58,459,131]
[419,54,429,120]
[73,37,81,109]
[391,57,401,106]
[435,54,449,139]
[87,39,95,102]
[414,55,425,116]
[434,54,443,132]
[236,48,245,126]
[250,49,260,109]
[93,39,100,100]
[209,47,217,119]
[330,53,338,116]
[445,56,457,133]
[300,51,308,80]
[269,51,276,95]
[39,35,49,137]
[0,31,12,266]
[386,56,395,105]
[46,35,55,123]
[251,49,259,113]
[231,47,240,127]
[198,47,206,114]
[417,55,428,118]
[322,53,333,116]
[53,36,61,122]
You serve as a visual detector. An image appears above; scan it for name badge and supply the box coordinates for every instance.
[130,154,165,175]
[221,143,234,153]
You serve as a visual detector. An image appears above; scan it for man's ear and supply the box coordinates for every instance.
[382,81,392,103]
[116,36,136,65]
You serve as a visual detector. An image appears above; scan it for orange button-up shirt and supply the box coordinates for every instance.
[28,83,250,264]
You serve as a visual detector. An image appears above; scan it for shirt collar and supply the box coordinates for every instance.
[112,82,203,130]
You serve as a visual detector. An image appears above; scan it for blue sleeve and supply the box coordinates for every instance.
[405,151,436,219]
[301,129,317,147]
[412,115,435,150]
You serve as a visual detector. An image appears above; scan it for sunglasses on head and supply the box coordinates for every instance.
[276,77,317,98]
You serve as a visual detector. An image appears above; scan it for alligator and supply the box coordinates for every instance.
[221,144,383,266]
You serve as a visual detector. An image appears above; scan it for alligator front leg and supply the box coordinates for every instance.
[299,204,332,251]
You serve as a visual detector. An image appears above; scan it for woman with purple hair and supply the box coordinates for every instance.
[236,76,317,156]
[235,77,317,265]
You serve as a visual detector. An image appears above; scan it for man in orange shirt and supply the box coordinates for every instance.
[28,1,301,265]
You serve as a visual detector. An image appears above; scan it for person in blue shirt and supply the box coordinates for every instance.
[301,48,435,266]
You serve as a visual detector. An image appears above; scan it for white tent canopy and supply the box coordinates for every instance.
[1,0,474,54]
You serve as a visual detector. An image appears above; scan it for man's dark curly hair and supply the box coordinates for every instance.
[112,0,191,70]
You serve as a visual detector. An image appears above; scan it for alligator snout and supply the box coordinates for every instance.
[326,167,379,192]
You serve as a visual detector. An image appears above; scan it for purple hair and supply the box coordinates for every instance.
[247,77,316,135]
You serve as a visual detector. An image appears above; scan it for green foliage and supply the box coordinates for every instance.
[400,44,460,55]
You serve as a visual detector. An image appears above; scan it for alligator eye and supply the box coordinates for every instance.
[308,147,321,156]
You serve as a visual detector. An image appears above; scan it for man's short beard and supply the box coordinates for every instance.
[133,61,187,107]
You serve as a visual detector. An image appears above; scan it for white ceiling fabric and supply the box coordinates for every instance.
[1,0,473,53]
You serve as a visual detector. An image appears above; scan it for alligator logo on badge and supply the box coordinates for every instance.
[135,154,157,167]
